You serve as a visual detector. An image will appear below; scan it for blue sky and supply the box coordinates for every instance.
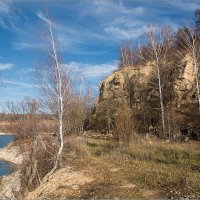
[0,0,199,104]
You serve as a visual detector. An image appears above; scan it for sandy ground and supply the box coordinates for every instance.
[26,167,94,200]
[0,132,15,136]
[0,144,23,165]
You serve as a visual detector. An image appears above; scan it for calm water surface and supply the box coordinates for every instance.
[0,135,16,176]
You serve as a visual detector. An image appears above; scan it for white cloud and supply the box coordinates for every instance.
[0,0,25,32]
[13,0,193,55]
[92,1,131,15]
[84,1,145,17]
[0,0,11,14]
[0,1,12,29]
[104,26,145,40]
[168,0,200,11]
[79,1,147,41]
[15,13,110,53]
[19,2,145,52]
[67,60,118,78]
[0,63,14,70]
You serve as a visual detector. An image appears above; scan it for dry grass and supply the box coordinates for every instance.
[84,136,200,199]
[0,121,13,133]
[0,119,56,135]
[12,133,200,199]
[57,136,145,199]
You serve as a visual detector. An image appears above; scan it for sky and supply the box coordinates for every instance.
[0,0,199,105]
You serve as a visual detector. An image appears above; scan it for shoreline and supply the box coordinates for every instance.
[0,132,16,136]
[0,133,21,165]
[0,138,24,199]
[0,143,23,165]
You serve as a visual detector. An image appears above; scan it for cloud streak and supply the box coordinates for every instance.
[14,1,195,54]
[0,0,25,32]
[0,63,14,70]
[1,80,38,88]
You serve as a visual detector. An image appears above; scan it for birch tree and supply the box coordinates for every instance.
[176,24,200,112]
[37,14,71,178]
[138,25,173,134]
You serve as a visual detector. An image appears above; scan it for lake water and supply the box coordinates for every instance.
[0,135,15,148]
[0,135,15,176]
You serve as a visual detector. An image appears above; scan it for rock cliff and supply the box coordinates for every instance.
[93,54,198,136]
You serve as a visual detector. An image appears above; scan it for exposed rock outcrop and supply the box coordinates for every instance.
[97,62,153,108]
[174,55,196,106]
[93,54,198,136]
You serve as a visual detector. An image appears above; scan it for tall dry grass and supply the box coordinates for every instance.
[85,135,200,198]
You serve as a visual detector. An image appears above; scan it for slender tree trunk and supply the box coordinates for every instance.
[167,112,171,140]
[45,17,64,177]
[193,57,200,112]
[156,63,165,133]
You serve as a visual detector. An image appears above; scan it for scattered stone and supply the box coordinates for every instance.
[120,183,136,189]
[184,137,189,142]
[110,168,120,172]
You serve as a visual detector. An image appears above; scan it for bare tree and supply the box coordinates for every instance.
[119,41,134,68]
[37,14,71,178]
[138,25,173,133]
[74,77,86,134]
[5,98,41,188]
[176,24,200,112]
[118,42,136,108]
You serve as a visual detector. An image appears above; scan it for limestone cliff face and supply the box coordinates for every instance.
[174,55,196,106]
[96,62,154,112]
[95,54,197,124]
[97,55,195,107]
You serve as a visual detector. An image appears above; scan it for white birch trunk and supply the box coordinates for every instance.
[156,63,165,132]
[192,51,200,112]
[194,62,200,111]
[45,17,64,177]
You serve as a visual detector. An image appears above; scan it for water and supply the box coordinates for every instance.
[0,135,15,148]
[0,160,15,176]
[0,135,16,176]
